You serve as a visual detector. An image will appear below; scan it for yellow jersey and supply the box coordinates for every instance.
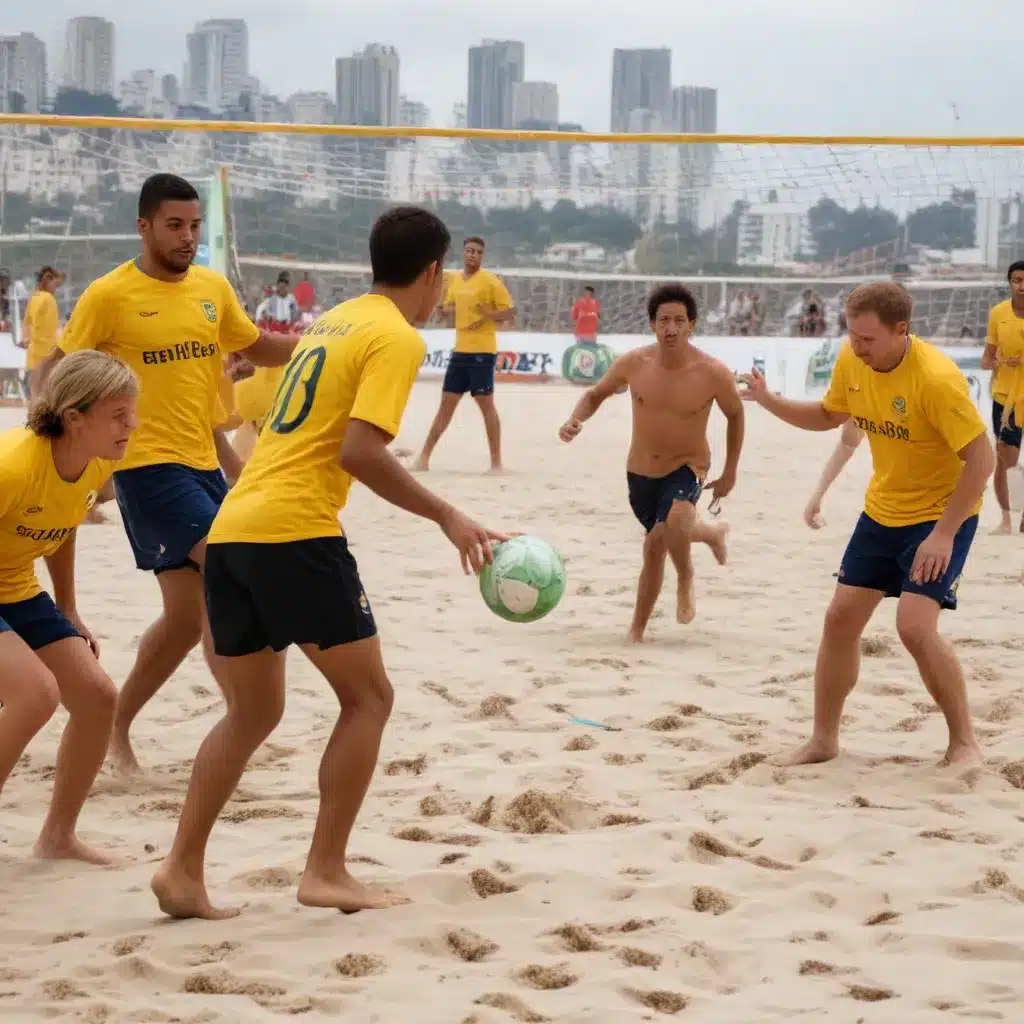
[23,290,60,370]
[234,364,285,428]
[986,299,1024,421]
[209,293,425,545]
[58,260,260,472]
[822,336,986,527]
[445,269,512,355]
[0,428,116,603]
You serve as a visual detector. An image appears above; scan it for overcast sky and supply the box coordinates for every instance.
[13,0,1020,136]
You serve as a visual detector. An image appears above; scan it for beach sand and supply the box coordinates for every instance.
[2,382,1024,1023]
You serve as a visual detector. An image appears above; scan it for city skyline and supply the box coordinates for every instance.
[3,0,1018,136]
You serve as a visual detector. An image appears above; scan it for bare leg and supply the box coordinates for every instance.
[474,394,503,472]
[296,636,407,911]
[110,567,204,775]
[663,501,729,625]
[33,637,120,865]
[413,392,462,471]
[991,441,1014,533]
[896,593,983,767]
[152,647,286,920]
[628,530,667,643]
[774,584,883,766]
[0,633,60,797]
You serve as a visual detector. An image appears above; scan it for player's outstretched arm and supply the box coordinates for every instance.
[804,418,863,529]
[739,365,847,432]
[558,354,632,442]
[240,330,300,367]
[341,418,512,574]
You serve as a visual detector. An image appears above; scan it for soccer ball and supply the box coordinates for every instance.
[479,535,566,623]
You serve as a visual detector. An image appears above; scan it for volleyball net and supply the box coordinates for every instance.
[1,116,1022,340]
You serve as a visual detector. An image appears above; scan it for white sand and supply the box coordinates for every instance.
[2,383,1024,1024]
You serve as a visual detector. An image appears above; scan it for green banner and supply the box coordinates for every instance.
[192,167,228,276]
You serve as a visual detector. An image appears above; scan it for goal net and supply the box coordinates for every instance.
[1,118,1021,344]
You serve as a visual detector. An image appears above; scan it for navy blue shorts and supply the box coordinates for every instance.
[627,464,703,533]
[113,463,228,574]
[991,400,1022,449]
[443,352,496,396]
[0,592,81,651]
[838,512,978,610]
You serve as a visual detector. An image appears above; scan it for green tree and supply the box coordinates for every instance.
[906,188,976,250]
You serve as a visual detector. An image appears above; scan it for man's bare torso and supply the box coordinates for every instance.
[623,344,721,478]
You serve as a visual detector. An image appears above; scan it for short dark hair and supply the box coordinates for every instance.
[464,236,485,249]
[845,281,912,328]
[584,285,595,294]
[370,206,451,287]
[138,173,200,219]
[647,283,697,323]
[37,265,57,283]
[1007,260,1024,281]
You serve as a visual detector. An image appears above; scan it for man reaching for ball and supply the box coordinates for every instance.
[558,284,744,642]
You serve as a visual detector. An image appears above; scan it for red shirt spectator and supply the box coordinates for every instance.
[571,286,600,341]
[292,273,315,313]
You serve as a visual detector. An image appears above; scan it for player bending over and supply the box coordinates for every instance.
[0,351,138,865]
[37,173,299,776]
[803,419,865,529]
[742,282,993,768]
[558,283,743,642]
[151,206,511,920]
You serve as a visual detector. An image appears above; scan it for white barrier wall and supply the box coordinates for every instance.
[418,330,993,413]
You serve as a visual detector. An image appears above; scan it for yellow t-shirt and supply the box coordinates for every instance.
[0,428,116,603]
[822,336,986,527]
[445,269,512,355]
[58,260,260,472]
[209,293,425,545]
[986,299,1024,418]
[234,365,285,428]
[23,290,60,370]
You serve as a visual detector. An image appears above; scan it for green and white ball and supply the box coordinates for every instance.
[479,535,566,623]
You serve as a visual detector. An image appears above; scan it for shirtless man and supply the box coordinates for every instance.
[558,283,744,642]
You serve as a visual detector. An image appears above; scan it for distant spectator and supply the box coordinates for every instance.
[728,289,760,335]
[0,269,9,331]
[292,272,315,313]
[959,325,975,340]
[798,289,826,337]
[571,285,600,342]
[254,272,300,330]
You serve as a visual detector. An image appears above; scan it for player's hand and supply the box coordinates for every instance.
[227,353,255,382]
[803,500,824,530]
[706,469,736,501]
[1004,356,1022,368]
[66,611,100,657]
[910,528,954,584]
[737,366,768,403]
[439,507,512,575]
[559,418,582,443]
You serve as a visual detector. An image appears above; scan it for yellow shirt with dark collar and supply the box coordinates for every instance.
[58,260,260,472]
[822,336,985,527]
[0,428,116,603]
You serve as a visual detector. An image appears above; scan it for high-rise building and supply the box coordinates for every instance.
[184,19,249,113]
[288,90,334,125]
[399,95,430,128]
[512,81,558,127]
[610,48,670,133]
[161,73,178,106]
[467,39,524,130]
[63,16,115,95]
[671,85,717,133]
[0,32,47,113]
[334,44,400,126]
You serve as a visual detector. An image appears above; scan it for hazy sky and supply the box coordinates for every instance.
[14,0,1020,136]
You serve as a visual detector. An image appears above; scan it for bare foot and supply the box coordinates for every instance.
[151,862,242,921]
[676,574,695,624]
[941,742,984,769]
[109,735,143,777]
[487,464,505,475]
[626,627,645,644]
[990,521,1012,536]
[411,456,430,472]
[296,871,411,912]
[706,523,729,565]
[34,834,125,867]
[770,738,839,767]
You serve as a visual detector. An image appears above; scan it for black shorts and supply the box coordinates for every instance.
[443,352,496,396]
[0,592,81,651]
[992,400,1022,449]
[204,537,378,657]
[627,464,703,533]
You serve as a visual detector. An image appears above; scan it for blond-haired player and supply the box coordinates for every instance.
[743,282,994,768]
